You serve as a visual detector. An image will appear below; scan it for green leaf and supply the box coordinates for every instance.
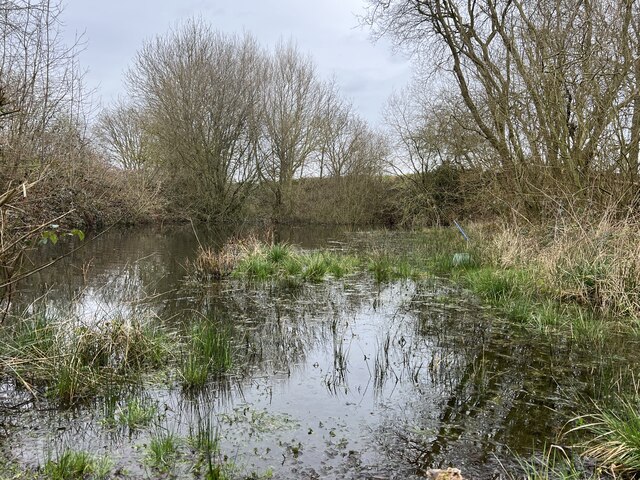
[70,229,85,241]
[41,231,58,245]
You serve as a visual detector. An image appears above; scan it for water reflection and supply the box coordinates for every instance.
[3,227,640,479]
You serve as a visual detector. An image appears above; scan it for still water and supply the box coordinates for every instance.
[2,225,637,479]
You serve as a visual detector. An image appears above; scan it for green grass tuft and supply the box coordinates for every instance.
[145,430,181,473]
[570,396,640,475]
[44,449,112,480]
[0,314,172,405]
[179,320,232,390]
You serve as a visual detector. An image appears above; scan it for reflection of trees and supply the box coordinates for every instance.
[13,224,351,319]
[181,281,371,378]
[373,282,640,476]
[14,226,203,317]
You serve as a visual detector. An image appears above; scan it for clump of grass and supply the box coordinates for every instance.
[44,449,112,480]
[235,255,275,280]
[368,254,393,283]
[481,216,640,320]
[233,244,359,284]
[0,314,173,405]
[112,397,158,430]
[145,430,181,473]
[192,233,366,285]
[569,396,640,475]
[266,243,291,264]
[368,253,417,283]
[190,234,262,281]
[301,253,330,282]
[506,446,595,480]
[179,320,232,390]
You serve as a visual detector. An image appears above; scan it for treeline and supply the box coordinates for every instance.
[369,0,640,221]
[95,21,387,224]
[7,0,638,232]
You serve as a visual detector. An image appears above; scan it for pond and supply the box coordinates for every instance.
[1,225,637,479]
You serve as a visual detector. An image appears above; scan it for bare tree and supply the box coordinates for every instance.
[367,0,640,212]
[94,100,151,172]
[0,0,86,173]
[258,40,326,222]
[126,20,265,220]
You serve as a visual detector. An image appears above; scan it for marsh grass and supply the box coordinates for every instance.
[569,396,640,475]
[234,244,359,284]
[189,418,226,480]
[482,217,640,320]
[368,253,419,283]
[505,446,596,480]
[0,314,172,405]
[111,396,158,430]
[146,430,181,473]
[179,320,232,390]
[44,449,112,480]
[190,234,262,281]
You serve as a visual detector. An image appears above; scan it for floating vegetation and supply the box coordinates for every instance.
[219,406,299,437]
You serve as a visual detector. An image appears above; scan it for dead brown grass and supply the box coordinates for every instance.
[190,233,263,280]
[473,214,640,318]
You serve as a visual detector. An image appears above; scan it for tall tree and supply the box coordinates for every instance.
[258,41,326,222]
[126,21,266,220]
[367,0,640,212]
[94,100,151,172]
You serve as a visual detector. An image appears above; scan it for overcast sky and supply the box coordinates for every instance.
[60,0,412,126]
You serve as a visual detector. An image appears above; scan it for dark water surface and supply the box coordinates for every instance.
[2,225,638,479]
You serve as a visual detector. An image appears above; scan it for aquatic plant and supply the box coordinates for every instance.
[506,446,595,480]
[189,417,227,480]
[179,320,232,390]
[367,252,418,283]
[0,314,172,405]
[368,254,393,283]
[146,430,181,473]
[114,396,159,430]
[190,234,263,280]
[235,255,275,280]
[570,396,640,475]
[301,253,330,282]
[44,449,112,480]
[266,243,291,264]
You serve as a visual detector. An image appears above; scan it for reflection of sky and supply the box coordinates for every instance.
[8,228,631,478]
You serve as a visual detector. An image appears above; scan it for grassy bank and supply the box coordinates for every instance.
[426,221,640,477]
